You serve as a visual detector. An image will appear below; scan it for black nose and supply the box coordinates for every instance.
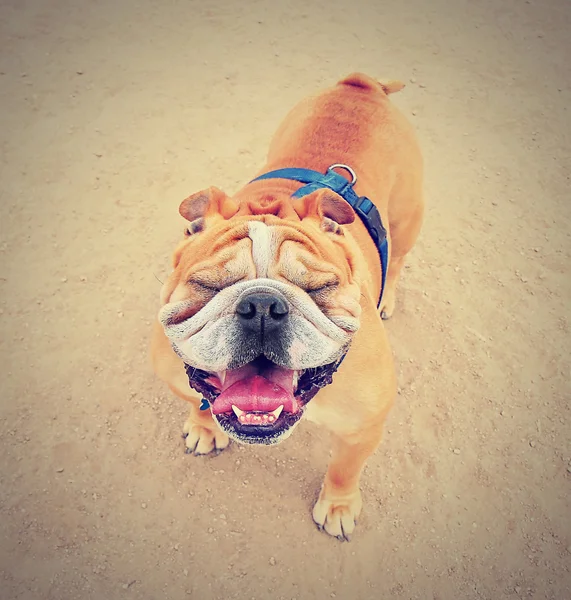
[236,292,289,335]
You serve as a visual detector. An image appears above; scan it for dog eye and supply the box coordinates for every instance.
[188,280,222,293]
[306,282,339,295]
[188,275,247,294]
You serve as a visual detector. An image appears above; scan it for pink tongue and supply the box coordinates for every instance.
[211,375,297,415]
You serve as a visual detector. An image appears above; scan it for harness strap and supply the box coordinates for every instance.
[250,165,388,308]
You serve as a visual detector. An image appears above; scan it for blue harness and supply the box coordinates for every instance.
[250,164,388,307]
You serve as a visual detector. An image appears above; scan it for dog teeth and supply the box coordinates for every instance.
[218,371,227,385]
[232,405,245,418]
[232,405,284,425]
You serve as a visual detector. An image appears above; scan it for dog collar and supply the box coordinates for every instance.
[250,164,388,308]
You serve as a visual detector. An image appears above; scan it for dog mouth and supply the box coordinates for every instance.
[184,356,344,445]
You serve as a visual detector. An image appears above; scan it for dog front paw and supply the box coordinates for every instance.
[182,418,230,456]
[312,488,362,541]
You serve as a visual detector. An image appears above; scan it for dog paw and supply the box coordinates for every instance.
[379,291,395,320]
[312,489,362,541]
[182,419,230,456]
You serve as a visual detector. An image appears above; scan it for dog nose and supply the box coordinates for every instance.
[236,292,289,334]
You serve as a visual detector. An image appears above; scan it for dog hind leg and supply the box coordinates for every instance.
[381,188,424,320]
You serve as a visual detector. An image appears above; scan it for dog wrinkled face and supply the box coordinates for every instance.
[159,187,362,445]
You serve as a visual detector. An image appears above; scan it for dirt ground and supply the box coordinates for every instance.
[1,0,570,598]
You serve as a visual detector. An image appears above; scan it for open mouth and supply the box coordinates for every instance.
[183,356,345,445]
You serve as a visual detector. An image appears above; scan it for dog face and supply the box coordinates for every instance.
[158,186,363,445]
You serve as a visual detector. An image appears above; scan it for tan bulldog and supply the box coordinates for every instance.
[151,73,424,540]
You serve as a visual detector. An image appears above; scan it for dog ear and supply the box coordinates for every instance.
[293,189,355,232]
[318,191,355,224]
[339,73,405,95]
[378,79,405,95]
[179,186,239,228]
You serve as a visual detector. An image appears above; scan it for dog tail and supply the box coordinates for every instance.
[338,72,405,95]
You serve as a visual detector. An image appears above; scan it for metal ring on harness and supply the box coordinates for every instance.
[327,163,357,185]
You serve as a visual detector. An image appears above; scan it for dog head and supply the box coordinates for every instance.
[158,186,363,445]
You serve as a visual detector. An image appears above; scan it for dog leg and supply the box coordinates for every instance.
[167,385,230,456]
[180,396,231,456]
[380,254,406,320]
[312,424,384,541]
[381,190,424,319]
[151,321,229,456]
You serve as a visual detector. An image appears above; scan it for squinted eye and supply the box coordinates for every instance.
[188,275,247,295]
[188,280,222,294]
[306,282,339,296]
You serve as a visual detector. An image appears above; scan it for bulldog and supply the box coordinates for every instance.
[151,73,424,540]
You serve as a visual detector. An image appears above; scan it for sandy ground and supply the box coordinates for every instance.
[1,0,570,598]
